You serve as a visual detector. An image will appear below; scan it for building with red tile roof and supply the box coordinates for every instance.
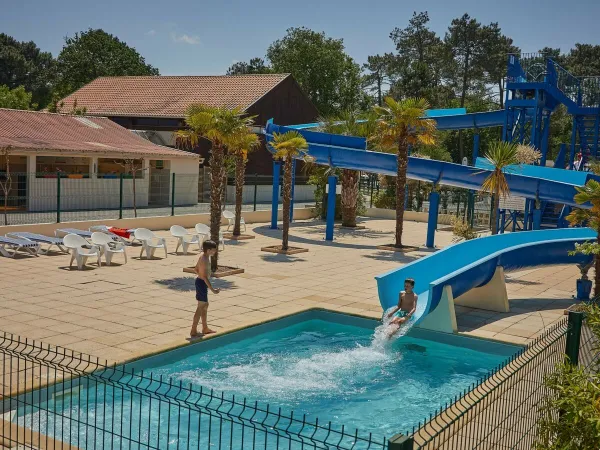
[0,108,199,212]
[58,74,319,176]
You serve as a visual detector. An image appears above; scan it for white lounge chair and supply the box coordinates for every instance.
[134,228,167,259]
[89,225,137,245]
[6,232,67,254]
[195,223,225,251]
[91,232,127,266]
[63,234,100,270]
[223,210,245,232]
[0,235,40,258]
[170,225,201,255]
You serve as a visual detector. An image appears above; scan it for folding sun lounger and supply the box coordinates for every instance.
[0,236,40,258]
[55,228,120,242]
[6,232,68,254]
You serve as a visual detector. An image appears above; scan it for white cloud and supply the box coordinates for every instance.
[145,30,156,36]
[170,32,200,45]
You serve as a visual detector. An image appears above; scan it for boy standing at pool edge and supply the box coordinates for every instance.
[386,278,417,337]
[191,240,220,337]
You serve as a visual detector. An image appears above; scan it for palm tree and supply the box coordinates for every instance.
[318,110,378,227]
[229,130,260,236]
[480,141,520,235]
[268,131,309,251]
[372,97,436,248]
[566,180,600,296]
[176,104,253,270]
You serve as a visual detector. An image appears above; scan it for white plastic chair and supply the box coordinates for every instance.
[222,210,245,232]
[63,234,100,270]
[170,225,201,255]
[194,224,225,251]
[134,228,167,259]
[91,232,127,266]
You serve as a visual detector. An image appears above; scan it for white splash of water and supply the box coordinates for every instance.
[371,307,417,349]
[175,312,418,400]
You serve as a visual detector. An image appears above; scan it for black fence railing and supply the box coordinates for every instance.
[0,172,315,226]
[388,311,596,450]
[360,174,492,230]
[0,332,387,450]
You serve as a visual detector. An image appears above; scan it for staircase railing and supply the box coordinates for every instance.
[548,59,581,105]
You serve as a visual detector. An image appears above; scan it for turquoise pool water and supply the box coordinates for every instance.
[13,312,519,448]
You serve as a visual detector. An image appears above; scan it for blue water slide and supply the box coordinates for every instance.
[475,157,600,186]
[265,122,585,207]
[375,228,595,325]
[285,108,504,131]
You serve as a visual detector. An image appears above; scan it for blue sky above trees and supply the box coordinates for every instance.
[2,0,600,75]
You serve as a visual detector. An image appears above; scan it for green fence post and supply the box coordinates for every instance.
[56,172,61,223]
[565,310,584,366]
[119,173,124,219]
[171,173,176,216]
[388,434,414,450]
[253,173,258,211]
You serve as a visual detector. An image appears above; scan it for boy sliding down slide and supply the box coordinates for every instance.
[386,278,417,339]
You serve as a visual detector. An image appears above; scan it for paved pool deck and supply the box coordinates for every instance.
[0,218,581,367]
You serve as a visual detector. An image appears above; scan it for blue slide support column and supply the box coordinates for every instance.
[290,159,296,222]
[532,205,542,230]
[325,176,337,241]
[540,114,550,166]
[426,191,440,248]
[270,160,281,230]
[570,117,577,169]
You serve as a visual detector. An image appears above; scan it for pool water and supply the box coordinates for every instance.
[150,318,510,436]
[13,312,518,448]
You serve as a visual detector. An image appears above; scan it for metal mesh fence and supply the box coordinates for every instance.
[0,332,387,450]
[0,172,315,226]
[409,318,569,450]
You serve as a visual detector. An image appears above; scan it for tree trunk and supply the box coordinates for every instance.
[595,234,600,297]
[377,76,382,106]
[233,152,245,236]
[395,140,408,247]
[341,169,359,227]
[491,186,500,235]
[210,145,225,271]
[281,157,293,250]
[498,80,504,109]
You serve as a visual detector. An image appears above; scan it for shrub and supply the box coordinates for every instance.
[451,216,478,242]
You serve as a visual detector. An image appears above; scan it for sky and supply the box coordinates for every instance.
[2,0,600,76]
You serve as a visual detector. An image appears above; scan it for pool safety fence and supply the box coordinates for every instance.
[0,172,312,226]
[359,174,492,229]
[0,332,387,450]
[390,311,597,450]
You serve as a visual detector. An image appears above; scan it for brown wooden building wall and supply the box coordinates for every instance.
[108,75,319,175]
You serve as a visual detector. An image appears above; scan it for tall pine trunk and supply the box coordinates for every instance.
[281,157,293,250]
[491,183,500,235]
[395,140,408,247]
[233,153,245,236]
[341,169,359,227]
[210,145,225,271]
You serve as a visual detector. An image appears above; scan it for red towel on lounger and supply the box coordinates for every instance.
[109,227,131,239]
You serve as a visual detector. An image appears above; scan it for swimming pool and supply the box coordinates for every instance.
[11,310,520,449]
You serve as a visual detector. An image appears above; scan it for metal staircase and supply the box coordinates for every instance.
[575,113,600,161]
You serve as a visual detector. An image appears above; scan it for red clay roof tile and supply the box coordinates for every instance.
[58,74,290,118]
[0,108,196,158]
